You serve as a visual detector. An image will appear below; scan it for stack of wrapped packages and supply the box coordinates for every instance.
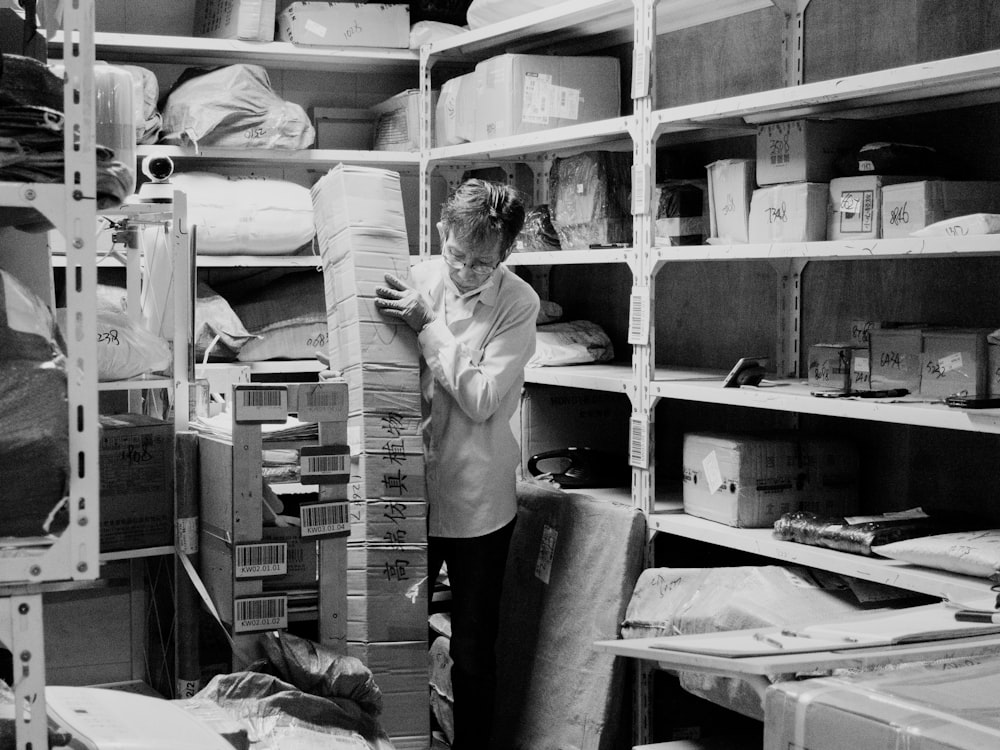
[311,164,429,749]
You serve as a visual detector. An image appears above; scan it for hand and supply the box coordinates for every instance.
[374,274,435,332]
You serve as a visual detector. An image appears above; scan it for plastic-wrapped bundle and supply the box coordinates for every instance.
[161,65,315,150]
[513,204,561,252]
[548,151,632,250]
[655,178,707,246]
[773,510,953,556]
[0,269,68,538]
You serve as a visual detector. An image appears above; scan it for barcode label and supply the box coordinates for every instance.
[235,542,287,578]
[233,595,287,633]
[632,164,647,215]
[300,501,350,537]
[629,415,649,469]
[296,382,348,422]
[627,287,650,345]
[234,385,288,424]
[300,445,351,485]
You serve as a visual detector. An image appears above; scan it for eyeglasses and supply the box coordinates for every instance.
[442,245,499,277]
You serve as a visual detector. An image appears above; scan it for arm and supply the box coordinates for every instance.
[420,290,539,423]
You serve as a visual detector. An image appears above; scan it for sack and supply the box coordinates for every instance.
[529,320,614,367]
[161,65,315,150]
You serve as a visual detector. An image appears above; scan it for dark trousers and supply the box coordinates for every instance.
[429,519,516,750]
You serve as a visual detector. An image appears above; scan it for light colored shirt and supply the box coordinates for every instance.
[412,256,540,538]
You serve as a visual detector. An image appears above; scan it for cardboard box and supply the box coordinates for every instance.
[195,0,276,41]
[474,54,620,141]
[880,180,1000,238]
[435,72,476,146]
[348,411,423,456]
[323,232,413,299]
[350,450,427,501]
[311,107,374,151]
[748,182,828,243]
[349,499,427,545]
[261,525,317,588]
[920,328,990,398]
[347,544,428,642]
[849,346,872,391]
[706,159,756,243]
[654,179,707,246]
[682,432,803,528]
[827,175,914,240]
[277,1,410,47]
[518,384,631,472]
[371,89,438,152]
[335,318,420,370]
[311,164,408,238]
[346,641,430,741]
[806,343,860,391]
[756,119,869,186]
[764,657,1000,750]
[869,327,924,392]
[99,414,174,552]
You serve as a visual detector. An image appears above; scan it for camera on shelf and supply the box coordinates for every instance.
[135,155,175,203]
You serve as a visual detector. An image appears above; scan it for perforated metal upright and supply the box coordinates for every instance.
[0,1,99,747]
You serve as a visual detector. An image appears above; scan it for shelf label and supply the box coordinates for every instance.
[296,382,349,422]
[628,287,650,345]
[233,595,287,633]
[629,415,649,469]
[300,500,351,538]
[632,164,647,215]
[632,48,650,99]
[235,542,288,578]
[234,385,288,424]
[300,445,351,485]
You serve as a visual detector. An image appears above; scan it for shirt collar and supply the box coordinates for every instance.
[443,262,501,305]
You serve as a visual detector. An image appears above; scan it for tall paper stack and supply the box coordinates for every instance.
[311,165,429,748]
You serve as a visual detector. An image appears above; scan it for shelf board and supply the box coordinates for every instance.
[97,377,172,391]
[196,255,322,268]
[524,362,635,394]
[48,31,419,73]
[653,235,1000,264]
[99,545,175,562]
[425,0,770,59]
[654,49,1000,137]
[237,360,325,374]
[136,145,420,170]
[650,370,1000,434]
[507,247,633,266]
[428,116,633,162]
[648,510,997,603]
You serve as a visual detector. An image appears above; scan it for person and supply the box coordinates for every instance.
[374,179,539,749]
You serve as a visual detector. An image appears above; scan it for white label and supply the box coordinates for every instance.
[304,18,327,38]
[234,386,287,424]
[854,355,870,373]
[629,416,648,469]
[628,287,650,345]
[175,679,201,699]
[522,72,553,124]
[235,543,287,578]
[551,85,580,120]
[939,352,964,373]
[300,501,350,537]
[299,450,350,484]
[234,595,287,633]
[703,451,724,494]
[297,382,348,422]
[535,525,558,584]
[176,517,198,555]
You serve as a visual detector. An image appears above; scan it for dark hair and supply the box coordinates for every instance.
[439,179,526,260]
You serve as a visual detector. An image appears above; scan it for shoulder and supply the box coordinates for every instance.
[498,266,540,312]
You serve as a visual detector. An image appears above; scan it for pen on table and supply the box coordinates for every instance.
[753,632,785,649]
[780,629,860,643]
[954,610,1000,624]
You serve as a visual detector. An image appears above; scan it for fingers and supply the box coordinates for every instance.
[383,273,411,292]
[374,285,404,301]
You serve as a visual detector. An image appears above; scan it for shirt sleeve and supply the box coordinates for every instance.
[418,287,539,423]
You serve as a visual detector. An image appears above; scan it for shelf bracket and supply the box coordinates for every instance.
[770,257,808,378]
[772,0,811,87]
[0,591,48,750]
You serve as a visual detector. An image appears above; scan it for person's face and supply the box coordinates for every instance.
[438,222,502,293]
